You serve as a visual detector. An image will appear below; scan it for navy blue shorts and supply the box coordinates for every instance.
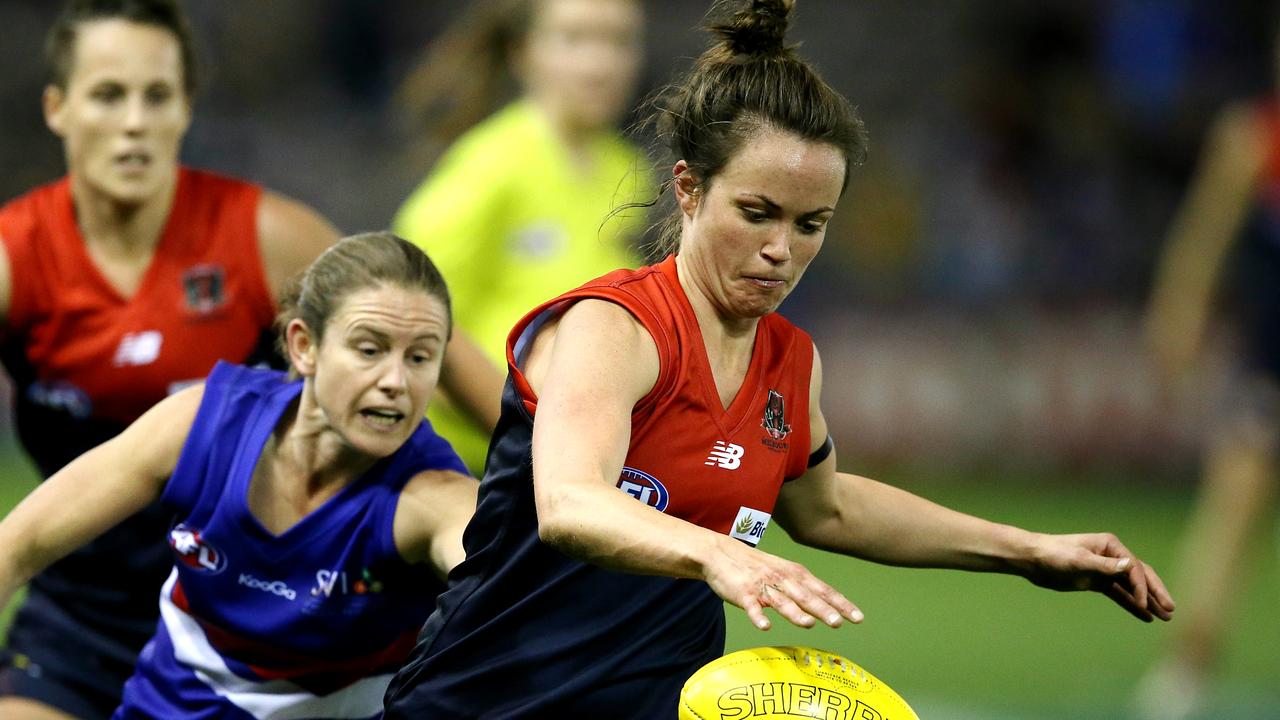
[0,594,142,720]
[384,668,687,719]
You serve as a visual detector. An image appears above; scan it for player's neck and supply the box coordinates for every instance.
[276,392,378,496]
[71,175,176,255]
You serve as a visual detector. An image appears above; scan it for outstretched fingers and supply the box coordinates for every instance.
[1145,563,1176,620]
[1092,534,1175,622]
[1105,580,1154,622]
[755,573,863,631]
[741,590,774,631]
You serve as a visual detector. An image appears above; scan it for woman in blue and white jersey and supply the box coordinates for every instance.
[0,232,476,720]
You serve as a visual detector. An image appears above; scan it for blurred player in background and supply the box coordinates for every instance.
[0,1,492,717]
[384,2,1175,716]
[1137,23,1280,720]
[392,0,651,471]
[0,232,478,719]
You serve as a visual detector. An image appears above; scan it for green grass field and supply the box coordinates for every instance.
[2,447,1275,718]
[725,472,1280,718]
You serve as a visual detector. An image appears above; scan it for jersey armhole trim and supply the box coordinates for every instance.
[505,287,672,419]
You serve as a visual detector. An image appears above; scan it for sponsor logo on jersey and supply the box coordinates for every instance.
[238,573,297,601]
[616,466,669,512]
[730,506,771,546]
[311,567,384,598]
[183,264,227,315]
[168,524,227,573]
[705,441,744,469]
[112,330,163,367]
[25,381,92,419]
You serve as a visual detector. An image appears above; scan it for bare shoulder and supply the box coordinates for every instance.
[399,467,476,506]
[0,230,10,324]
[393,468,478,568]
[114,382,207,483]
[256,190,341,298]
[549,299,656,360]
[523,298,659,398]
[139,382,206,439]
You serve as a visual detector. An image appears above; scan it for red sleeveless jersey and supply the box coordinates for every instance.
[507,254,813,545]
[0,167,273,434]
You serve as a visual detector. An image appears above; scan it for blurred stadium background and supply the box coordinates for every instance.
[1,1,1277,717]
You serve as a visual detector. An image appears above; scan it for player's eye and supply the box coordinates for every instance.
[90,84,124,103]
[145,84,174,105]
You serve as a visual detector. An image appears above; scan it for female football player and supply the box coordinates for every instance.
[384,1,1176,716]
[0,232,478,719]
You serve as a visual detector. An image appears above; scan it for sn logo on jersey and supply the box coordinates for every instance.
[705,441,744,470]
[168,523,226,573]
[730,506,772,547]
[616,467,669,512]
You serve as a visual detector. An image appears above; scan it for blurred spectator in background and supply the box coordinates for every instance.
[390,0,652,472]
[1136,20,1280,720]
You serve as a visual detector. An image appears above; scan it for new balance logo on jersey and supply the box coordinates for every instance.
[113,331,162,367]
[705,441,745,470]
[730,506,772,546]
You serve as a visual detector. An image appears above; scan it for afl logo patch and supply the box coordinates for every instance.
[168,523,227,574]
[616,467,669,512]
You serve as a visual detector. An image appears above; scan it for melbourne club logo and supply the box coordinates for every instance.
[616,467,670,512]
[760,389,793,453]
[182,264,227,315]
[705,441,745,470]
[168,523,227,574]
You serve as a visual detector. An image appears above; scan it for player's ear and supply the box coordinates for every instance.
[285,318,319,377]
[673,161,700,218]
[43,85,68,137]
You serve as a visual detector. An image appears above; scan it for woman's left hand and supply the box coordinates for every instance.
[1019,532,1176,622]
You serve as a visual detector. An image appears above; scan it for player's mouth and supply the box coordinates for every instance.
[744,275,787,290]
[360,407,405,429]
[114,150,153,173]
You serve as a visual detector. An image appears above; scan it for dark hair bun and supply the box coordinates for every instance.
[710,0,795,57]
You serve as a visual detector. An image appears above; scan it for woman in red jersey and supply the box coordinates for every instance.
[385,2,1175,716]
[0,2,493,718]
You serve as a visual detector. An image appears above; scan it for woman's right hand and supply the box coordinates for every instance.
[701,535,863,631]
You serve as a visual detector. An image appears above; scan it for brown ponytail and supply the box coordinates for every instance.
[645,0,867,255]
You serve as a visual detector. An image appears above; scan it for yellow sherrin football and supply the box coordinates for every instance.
[679,646,920,720]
